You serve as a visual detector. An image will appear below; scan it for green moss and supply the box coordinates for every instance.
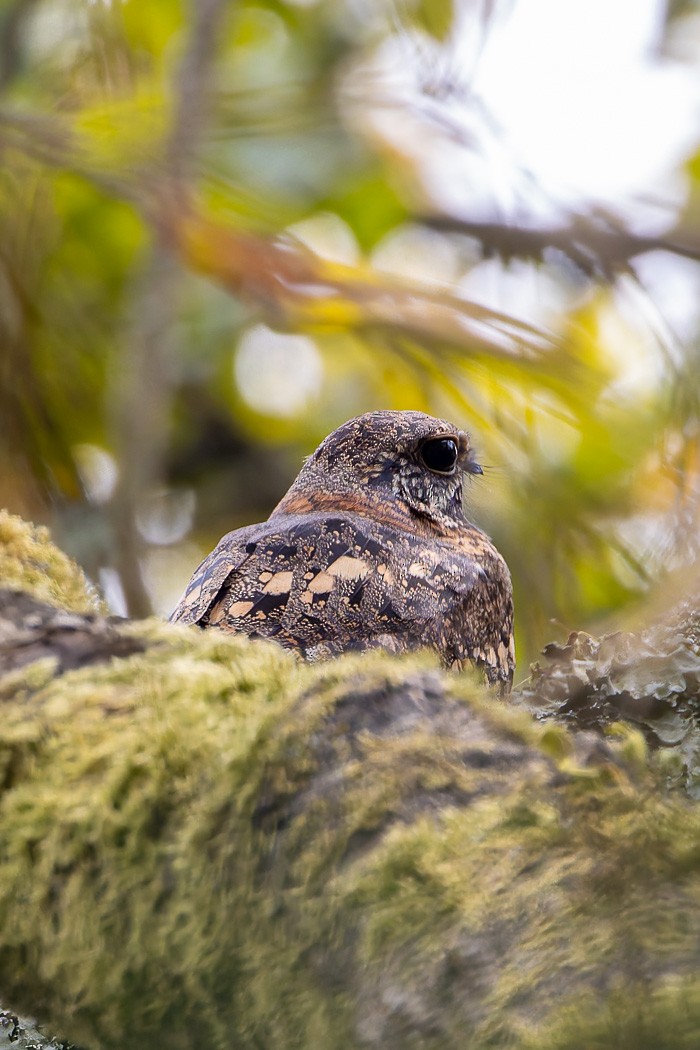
[2,552,700,1047]
[0,510,101,613]
[329,711,700,1049]
[1,624,307,1047]
[528,978,700,1050]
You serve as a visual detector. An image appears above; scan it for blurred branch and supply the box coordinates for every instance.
[111,0,228,617]
[109,249,180,616]
[166,0,225,181]
[423,212,700,276]
[0,0,39,92]
[0,101,568,365]
[0,111,142,202]
[160,205,565,364]
[6,109,697,371]
[0,111,77,167]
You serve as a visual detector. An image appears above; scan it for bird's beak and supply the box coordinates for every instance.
[465,460,483,476]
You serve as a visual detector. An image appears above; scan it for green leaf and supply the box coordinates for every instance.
[412,0,454,40]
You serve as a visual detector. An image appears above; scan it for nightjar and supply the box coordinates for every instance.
[170,411,514,689]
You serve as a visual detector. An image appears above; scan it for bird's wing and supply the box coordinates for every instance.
[170,514,442,648]
[169,522,266,626]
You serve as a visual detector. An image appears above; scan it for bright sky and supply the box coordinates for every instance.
[470,0,700,215]
[356,0,700,227]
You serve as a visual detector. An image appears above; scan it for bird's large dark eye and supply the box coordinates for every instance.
[420,437,458,474]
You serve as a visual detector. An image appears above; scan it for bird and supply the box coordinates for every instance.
[170,410,515,690]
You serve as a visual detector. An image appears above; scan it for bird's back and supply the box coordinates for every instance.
[170,509,513,684]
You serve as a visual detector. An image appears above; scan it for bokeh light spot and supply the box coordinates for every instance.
[74,445,118,505]
[234,324,324,417]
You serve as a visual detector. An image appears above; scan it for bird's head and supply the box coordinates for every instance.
[274,410,484,533]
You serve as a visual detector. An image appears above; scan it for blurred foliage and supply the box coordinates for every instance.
[1,0,700,669]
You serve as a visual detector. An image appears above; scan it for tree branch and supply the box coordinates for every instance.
[109,0,229,616]
[2,578,700,1049]
[4,515,700,1049]
[0,0,40,93]
[424,212,700,276]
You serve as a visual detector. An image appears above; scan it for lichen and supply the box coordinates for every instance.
[0,511,100,613]
[515,614,700,798]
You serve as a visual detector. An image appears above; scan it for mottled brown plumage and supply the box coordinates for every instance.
[170,411,515,688]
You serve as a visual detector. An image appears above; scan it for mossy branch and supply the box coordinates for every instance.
[3,513,700,1050]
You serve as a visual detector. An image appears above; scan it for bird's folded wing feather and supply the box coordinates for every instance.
[169,522,264,626]
[168,513,483,647]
